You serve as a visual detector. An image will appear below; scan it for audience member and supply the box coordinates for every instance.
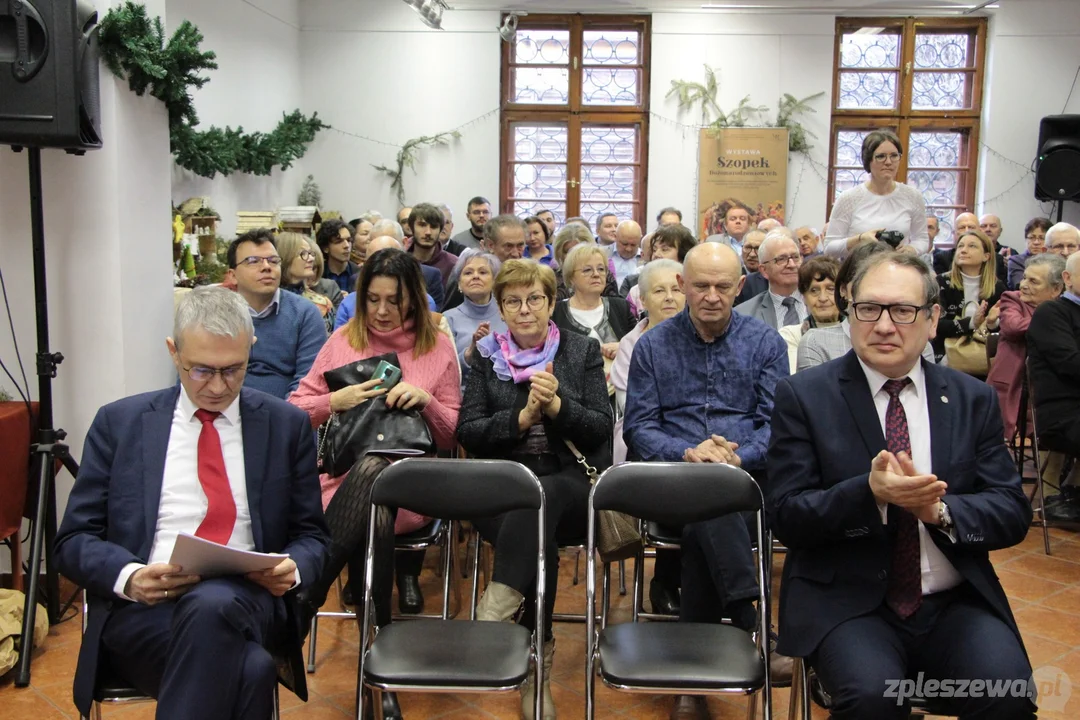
[624,243,791,716]
[932,228,1006,368]
[375,221,444,307]
[657,206,683,227]
[1006,217,1051,289]
[407,203,459,285]
[290,250,460,716]
[443,214,527,312]
[734,229,770,304]
[318,219,360,294]
[55,286,329,720]
[552,244,636,367]
[610,259,684,462]
[278,232,335,333]
[757,218,782,234]
[796,226,822,257]
[797,241,936,372]
[1026,251,1080,518]
[1047,221,1080,258]
[609,220,643,287]
[536,208,558,237]
[768,251,1035,720]
[930,212,980,274]
[596,212,619,246]
[225,230,327,398]
[824,130,930,258]
[351,213,378,265]
[334,235,439,330]
[926,215,942,248]
[706,202,752,252]
[621,224,696,313]
[524,215,556,267]
[449,196,491,252]
[564,216,590,228]
[397,207,412,237]
[444,251,506,385]
[778,256,841,373]
[307,240,346,310]
[438,203,456,248]
[987,253,1065,442]
[550,224,619,301]
[735,229,807,329]
[458,260,612,720]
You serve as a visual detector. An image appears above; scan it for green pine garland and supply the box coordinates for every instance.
[98,2,327,178]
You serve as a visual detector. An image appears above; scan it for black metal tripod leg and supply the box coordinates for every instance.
[14,452,54,687]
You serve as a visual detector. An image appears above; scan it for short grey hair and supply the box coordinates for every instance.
[1067,250,1080,277]
[437,203,453,220]
[1047,222,1080,249]
[483,214,527,247]
[759,227,797,263]
[174,286,253,350]
[851,251,940,308]
[1026,252,1066,288]
[357,210,382,225]
[637,259,682,296]
[448,248,501,288]
[552,224,595,265]
[370,219,404,241]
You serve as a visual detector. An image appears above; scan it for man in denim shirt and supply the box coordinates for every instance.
[624,243,790,719]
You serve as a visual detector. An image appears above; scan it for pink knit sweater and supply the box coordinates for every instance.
[289,323,461,524]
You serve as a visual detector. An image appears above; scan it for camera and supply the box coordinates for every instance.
[876,230,905,248]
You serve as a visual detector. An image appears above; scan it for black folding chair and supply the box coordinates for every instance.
[1025,359,1078,555]
[358,459,547,719]
[585,462,773,719]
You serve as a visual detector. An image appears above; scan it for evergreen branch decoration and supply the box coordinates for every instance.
[98,2,327,178]
[373,131,462,205]
[776,92,825,153]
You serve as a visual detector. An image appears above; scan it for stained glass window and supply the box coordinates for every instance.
[508,124,568,225]
[582,31,642,106]
[838,30,900,110]
[912,32,975,110]
[510,30,570,105]
[906,130,969,244]
[580,126,639,227]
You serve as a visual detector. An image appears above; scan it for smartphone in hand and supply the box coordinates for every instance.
[370,360,402,390]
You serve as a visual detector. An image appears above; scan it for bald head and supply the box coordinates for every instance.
[370,219,405,242]
[757,218,781,233]
[681,243,744,340]
[979,214,1002,243]
[366,236,404,255]
[955,213,979,235]
[615,220,643,260]
[685,241,741,277]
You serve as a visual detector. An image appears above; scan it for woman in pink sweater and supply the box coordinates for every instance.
[290,249,459,716]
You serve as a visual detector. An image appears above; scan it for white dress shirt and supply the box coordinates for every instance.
[769,289,808,327]
[609,251,641,288]
[113,390,255,598]
[857,358,963,596]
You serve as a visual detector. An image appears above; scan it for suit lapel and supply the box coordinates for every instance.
[837,352,886,456]
[759,292,775,325]
[240,390,269,550]
[142,387,181,558]
[924,361,952,478]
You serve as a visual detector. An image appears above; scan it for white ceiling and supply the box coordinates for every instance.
[445,0,1000,14]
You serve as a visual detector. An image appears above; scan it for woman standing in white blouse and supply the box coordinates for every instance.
[823,130,930,259]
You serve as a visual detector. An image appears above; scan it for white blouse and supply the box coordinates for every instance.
[824,182,930,259]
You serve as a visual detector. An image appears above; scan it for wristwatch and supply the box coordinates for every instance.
[938,500,953,529]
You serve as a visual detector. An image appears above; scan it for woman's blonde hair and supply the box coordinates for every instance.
[561,243,608,287]
[552,224,595,266]
[276,232,313,286]
[949,228,998,299]
[309,238,325,281]
[493,259,557,306]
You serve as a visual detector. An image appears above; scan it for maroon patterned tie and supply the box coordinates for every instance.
[882,378,922,619]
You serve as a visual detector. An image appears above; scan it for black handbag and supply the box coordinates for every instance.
[318,352,435,476]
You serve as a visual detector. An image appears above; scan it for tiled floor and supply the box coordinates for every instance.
[5,525,1080,719]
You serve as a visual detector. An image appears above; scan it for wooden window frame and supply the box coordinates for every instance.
[500,14,651,228]
[828,17,987,218]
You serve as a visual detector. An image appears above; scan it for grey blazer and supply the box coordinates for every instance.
[735,290,781,329]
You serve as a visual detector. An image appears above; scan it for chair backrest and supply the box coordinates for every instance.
[372,458,542,520]
[591,462,762,525]
[986,331,1000,363]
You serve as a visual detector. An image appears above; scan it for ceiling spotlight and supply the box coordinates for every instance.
[498,13,522,43]
[404,0,449,30]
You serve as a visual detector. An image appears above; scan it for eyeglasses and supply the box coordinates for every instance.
[743,246,761,255]
[238,255,282,267]
[502,294,548,312]
[852,302,931,324]
[579,265,608,277]
[298,250,316,260]
[181,363,246,384]
[1026,234,1046,241]
[766,254,801,267]
[873,152,902,163]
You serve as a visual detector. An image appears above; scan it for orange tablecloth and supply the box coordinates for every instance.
[0,402,36,541]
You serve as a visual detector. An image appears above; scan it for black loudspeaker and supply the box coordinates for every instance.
[1035,114,1080,201]
[0,0,101,152]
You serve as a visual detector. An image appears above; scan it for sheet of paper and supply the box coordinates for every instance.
[168,532,288,578]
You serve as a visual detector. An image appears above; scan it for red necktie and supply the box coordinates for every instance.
[193,409,237,544]
[882,378,922,619]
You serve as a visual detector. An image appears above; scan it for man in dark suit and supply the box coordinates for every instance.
[767,251,1034,719]
[56,286,329,720]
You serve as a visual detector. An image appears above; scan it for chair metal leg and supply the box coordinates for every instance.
[307,614,319,673]
[272,684,281,720]
[601,562,611,630]
[747,689,758,719]
[441,521,455,619]
[92,703,102,720]
[631,549,644,622]
[573,548,581,585]
[469,528,482,620]
[618,559,626,596]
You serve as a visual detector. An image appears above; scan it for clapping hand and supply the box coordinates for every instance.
[972,300,989,329]
[465,322,491,364]
[529,363,562,418]
[868,450,946,519]
[601,342,619,360]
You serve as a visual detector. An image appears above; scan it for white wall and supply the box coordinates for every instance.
[167,0,308,236]
[299,0,502,224]
[978,0,1080,250]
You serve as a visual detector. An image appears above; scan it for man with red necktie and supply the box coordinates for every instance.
[767,252,1035,719]
[56,286,328,720]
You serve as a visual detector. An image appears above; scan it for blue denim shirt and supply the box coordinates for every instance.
[623,307,789,470]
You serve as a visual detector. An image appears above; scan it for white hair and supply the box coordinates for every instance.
[370,219,404,241]
[1067,250,1080,277]
[758,227,797,263]
[1026,252,1066,288]
[173,286,253,350]
[448,248,501,288]
[637,259,682,295]
[1046,222,1079,250]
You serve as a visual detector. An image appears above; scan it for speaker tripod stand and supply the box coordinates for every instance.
[12,146,81,687]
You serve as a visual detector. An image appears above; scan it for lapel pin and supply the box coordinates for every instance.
[941,396,949,404]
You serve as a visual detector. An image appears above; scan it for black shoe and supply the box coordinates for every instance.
[382,690,403,719]
[1045,502,1080,527]
[649,578,680,615]
[397,573,424,614]
[340,582,355,607]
